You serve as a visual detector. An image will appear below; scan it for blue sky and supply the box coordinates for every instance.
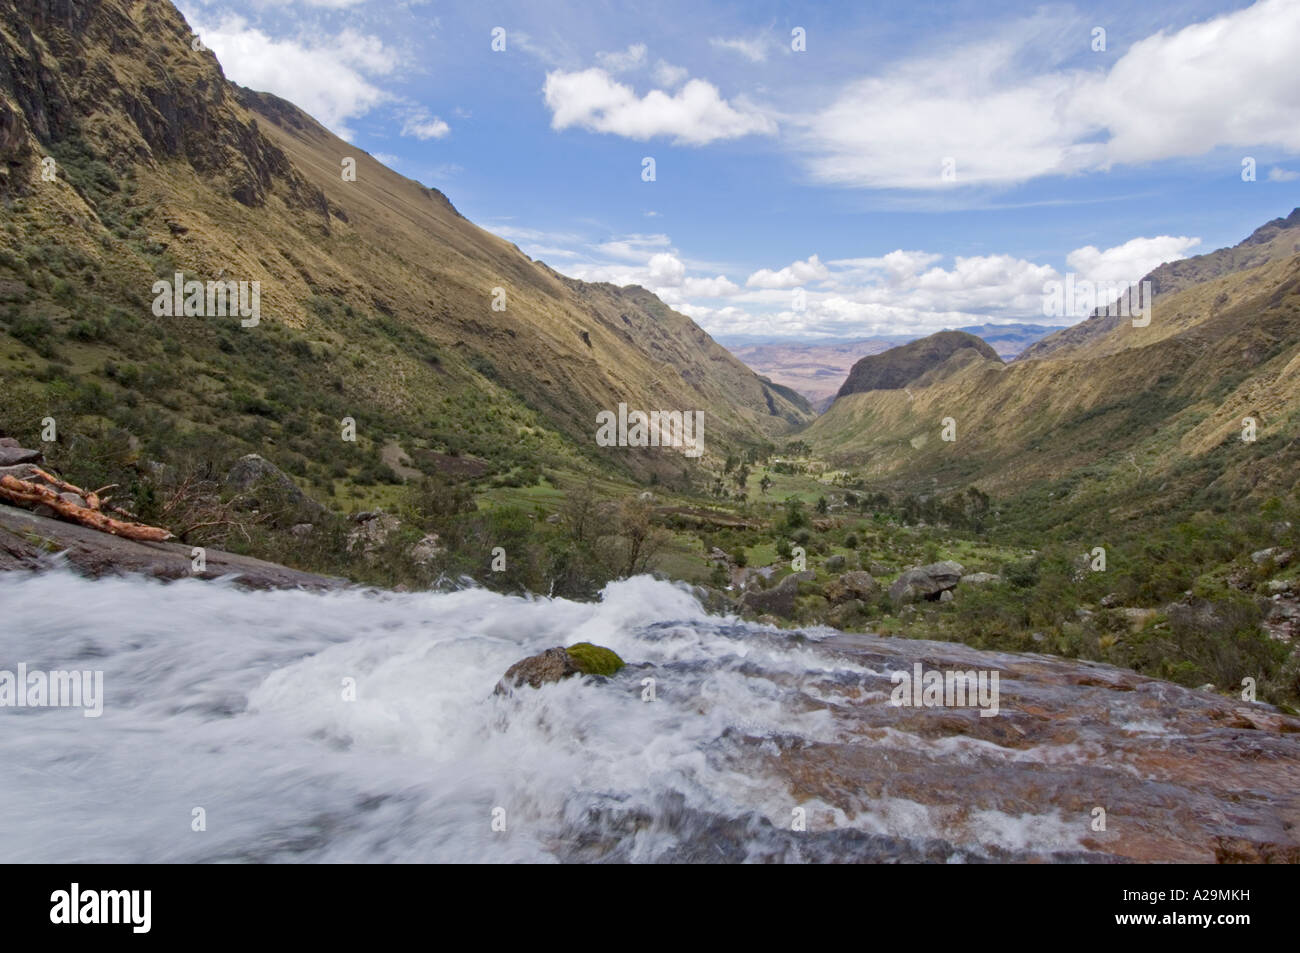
[179,0,1300,341]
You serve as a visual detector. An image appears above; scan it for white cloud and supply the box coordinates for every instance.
[402,114,450,139]
[1268,167,1300,182]
[653,60,689,88]
[797,0,1300,190]
[1078,0,1300,165]
[746,255,831,289]
[484,216,1201,340]
[188,16,394,139]
[542,68,776,145]
[683,275,740,297]
[596,43,647,72]
[710,36,769,63]
[1065,236,1201,284]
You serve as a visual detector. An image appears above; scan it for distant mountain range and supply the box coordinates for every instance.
[722,323,1065,408]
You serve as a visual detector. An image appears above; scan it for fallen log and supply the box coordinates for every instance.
[0,475,173,542]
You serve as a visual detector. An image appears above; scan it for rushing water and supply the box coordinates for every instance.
[2,569,1297,863]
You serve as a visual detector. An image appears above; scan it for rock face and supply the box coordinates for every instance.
[496,643,625,693]
[0,502,343,589]
[889,561,965,604]
[740,571,813,619]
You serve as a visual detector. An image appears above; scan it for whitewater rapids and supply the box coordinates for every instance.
[2,570,1297,863]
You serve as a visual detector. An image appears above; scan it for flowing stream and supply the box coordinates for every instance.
[2,570,1297,863]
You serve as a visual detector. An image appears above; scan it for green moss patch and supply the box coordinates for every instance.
[565,642,625,676]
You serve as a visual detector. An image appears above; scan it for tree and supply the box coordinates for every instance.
[816,495,829,515]
[759,474,773,495]
[614,496,669,577]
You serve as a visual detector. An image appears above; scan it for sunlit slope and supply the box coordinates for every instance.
[0,0,808,491]
[808,253,1300,505]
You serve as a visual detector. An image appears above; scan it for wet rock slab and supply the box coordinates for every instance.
[0,503,344,590]
[752,631,1300,863]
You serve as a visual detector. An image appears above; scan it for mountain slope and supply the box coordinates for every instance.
[1021,209,1300,362]
[834,330,1001,399]
[807,216,1300,518]
[0,0,808,498]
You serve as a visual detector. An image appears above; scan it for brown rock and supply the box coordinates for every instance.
[496,647,579,693]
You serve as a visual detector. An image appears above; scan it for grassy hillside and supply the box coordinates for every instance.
[0,0,810,526]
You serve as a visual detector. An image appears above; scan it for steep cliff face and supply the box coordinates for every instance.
[0,0,808,489]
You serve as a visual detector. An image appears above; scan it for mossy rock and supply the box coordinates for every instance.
[565,642,625,676]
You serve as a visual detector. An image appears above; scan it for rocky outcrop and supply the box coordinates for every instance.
[835,331,1001,399]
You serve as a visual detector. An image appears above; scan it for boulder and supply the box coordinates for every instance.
[824,571,879,604]
[0,446,42,466]
[495,643,625,693]
[961,572,1001,585]
[498,647,577,691]
[1251,547,1294,569]
[889,561,964,604]
[740,571,813,619]
[824,554,846,572]
[224,453,326,522]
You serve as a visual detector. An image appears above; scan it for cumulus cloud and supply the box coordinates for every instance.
[188,16,395,139]
[746,255,831,288]
[1268,167,1300,182]
[797,0,1300,189]
[542,68,776,145]
[486,217,1201,340]
[1065,236,1201,284]
[401,114,451,140]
